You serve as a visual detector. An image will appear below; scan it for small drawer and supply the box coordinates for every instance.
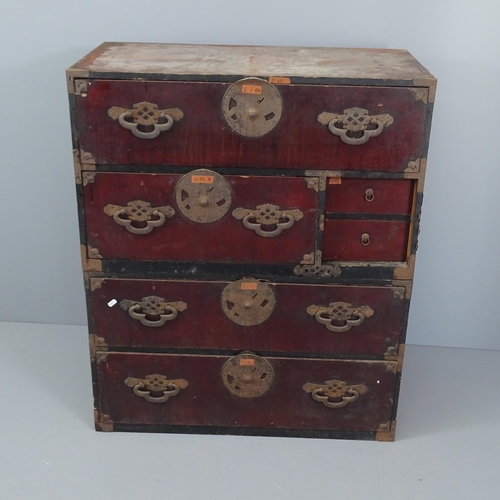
[90,278,406,356]
[83,171,317,264]
[76,80,427,172]
[325,179,414,215]
[96,352,397,433]
[322,220,409,262]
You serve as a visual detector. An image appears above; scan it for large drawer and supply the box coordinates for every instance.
[83,171,317,263]
[96,352,397,432]
[76,79,428,172]
[90,278,406,356]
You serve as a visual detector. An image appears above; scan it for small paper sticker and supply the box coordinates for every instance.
[107,299,117,307]
[191,175,214,184]
[239,359,255,366]
[242,84,262,95]
[269,76,291,85]
[329,177,342,185]
[241,282,258,290]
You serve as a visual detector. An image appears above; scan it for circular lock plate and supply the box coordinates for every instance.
[221,353,275,398]
[221,277,276,326]
[175,169,232,223]
[222,78,283,137]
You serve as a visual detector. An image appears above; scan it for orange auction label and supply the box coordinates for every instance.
[329,177,342,185]
[191,175,214,184]
[242,84,262,95]
[239,359,255,366]
[241,282,258,290]
[269,76,291,84]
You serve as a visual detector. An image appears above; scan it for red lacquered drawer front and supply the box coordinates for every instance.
[76,80,427,172]
[97,353,396,432]
[91,278,406,356]
[325,179,414,215]
[323,220,409,262]
[83,172,317,263]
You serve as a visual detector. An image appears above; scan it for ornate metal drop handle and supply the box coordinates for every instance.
[108,102,184,140]
[125,374,188,403]
[318,108,394,146]
[104,200,175,235]
[232,204,303,238]
[120,296,187,327]
[119,111,173,139]
[306,302,374,333]
[303,380,368,408]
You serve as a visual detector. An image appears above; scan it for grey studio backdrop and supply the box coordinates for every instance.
[1,0,499,351]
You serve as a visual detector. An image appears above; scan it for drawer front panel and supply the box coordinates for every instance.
[323,220,410,262]
[84,172,317,263]
[325,179,414,215]
[91,278,405,355]
[76,80,427,172]
[97,352,396,432]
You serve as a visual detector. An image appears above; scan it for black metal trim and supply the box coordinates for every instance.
[87,164,417,178]
[410,192,424,255]
[98,346,388,361]
[111,422,376,440]
[86,71,429,89]
[100,259,398,282]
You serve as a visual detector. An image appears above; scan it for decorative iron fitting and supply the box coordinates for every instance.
[405,158,421,173]
[176,169,232,223]
[306,177,319,192]
[89,334,108,362]
[108,102,184,139]
[94,410,113,432]
[232,203,303,238]
[104,200,175,234]
[87,246,102,259]
[410,88,429,104]
[120,296,187,328]
[318,107,393,145]
[294,250,341,278]
[303,379,368,408]
[80,245,102,272]
[376,420,396,441]
[221,278,276,326]
[90,278,104,291]
[80,150,96,165]
[82,172,96,186]
[74,79,89,96]
[221,353,275,398]
[306,301,374,333]
[222,78,283,137]
[125,374,188,403]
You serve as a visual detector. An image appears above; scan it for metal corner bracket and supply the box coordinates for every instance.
[94,409,114,432]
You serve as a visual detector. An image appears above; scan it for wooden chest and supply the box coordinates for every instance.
[67,43,436,440]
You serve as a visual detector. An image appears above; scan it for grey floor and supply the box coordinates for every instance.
[1,322,499,499]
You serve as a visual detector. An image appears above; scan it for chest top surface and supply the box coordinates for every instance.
[68,42,435,85]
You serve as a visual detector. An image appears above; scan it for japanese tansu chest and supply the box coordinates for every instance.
[67,43,436,440]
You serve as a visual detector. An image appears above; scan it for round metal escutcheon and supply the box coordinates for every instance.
[221,353,275,398]
[175,169,232,223]
[221,277,276,326]
[221,78,283,137]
